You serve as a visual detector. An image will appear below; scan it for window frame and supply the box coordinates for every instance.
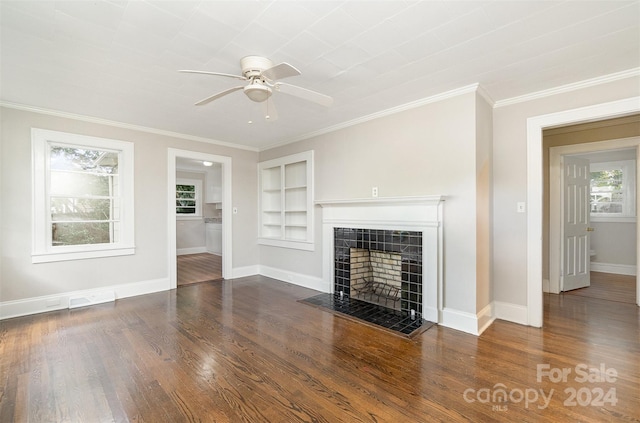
[175,178,203,220]
[32,128,135,263]
[590,159,636,223]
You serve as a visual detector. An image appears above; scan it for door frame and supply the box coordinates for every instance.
[549,138,640,294]
[168,148,233,289]
[527,97,640,327]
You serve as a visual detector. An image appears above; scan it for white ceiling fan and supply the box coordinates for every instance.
[180,56,333,121]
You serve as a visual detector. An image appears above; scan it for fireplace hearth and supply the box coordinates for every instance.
[301,292,434,337]
[296,226,434,336]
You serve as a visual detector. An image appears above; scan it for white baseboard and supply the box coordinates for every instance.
[439,304,497,336]
[477,303,496,335]
[423,306,438,324]
[493,301,529,326]
[0,277,170,320]
[591,262,636,276]
[177,247,207,255]
[231,265,259,279]
[259,266,328,293]
[440,308,481,335]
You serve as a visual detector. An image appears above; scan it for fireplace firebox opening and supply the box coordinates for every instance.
[334,227,423,317]
[350,248,402,310]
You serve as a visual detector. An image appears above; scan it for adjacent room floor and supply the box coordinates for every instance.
[0,272,637,422]
[177,252,222,286]
[564,271,636,304]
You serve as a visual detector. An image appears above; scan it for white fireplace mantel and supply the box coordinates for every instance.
[317,195,444,323]
[316,195,445,207]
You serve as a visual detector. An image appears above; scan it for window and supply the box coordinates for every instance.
[258,151,314,250]
[176,178,202,217]
[32,129,134,263]
[590,160,636,221]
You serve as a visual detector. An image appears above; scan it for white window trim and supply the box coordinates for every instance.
[590,159,636,223]
[176,178,203,220]
[31,128,135,263]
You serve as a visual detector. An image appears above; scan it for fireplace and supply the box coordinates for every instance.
[350,248,402,309]
[315,196,444,332]
[334,228,423,316]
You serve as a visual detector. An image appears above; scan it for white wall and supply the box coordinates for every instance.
[0,107,259,310]
[493,76,640,309]
[259,91,486,320]
[476,93,494,318]
[591,222,637,266]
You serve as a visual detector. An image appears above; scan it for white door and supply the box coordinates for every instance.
[561,156,591,291]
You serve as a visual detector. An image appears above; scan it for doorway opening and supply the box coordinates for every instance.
[168,149,232,290]
[175,157,224,286]
[549,140,639,296]
[526,97,640,327]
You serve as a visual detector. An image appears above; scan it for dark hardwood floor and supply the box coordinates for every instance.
[564,271,636,304]
[1,275,638,422]
[177,253,222,286]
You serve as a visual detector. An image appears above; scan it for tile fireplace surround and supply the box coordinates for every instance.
[335,228,423,315]
[317,196,444,324]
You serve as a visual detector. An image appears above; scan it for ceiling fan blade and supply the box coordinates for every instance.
[274,82,333,107]
[194,86,244,106]
[179,70,246,81]
[263,97,278,122]
[262,63,301,81]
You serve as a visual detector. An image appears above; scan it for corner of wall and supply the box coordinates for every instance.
[440,303,496,336]
[493,300,529,326]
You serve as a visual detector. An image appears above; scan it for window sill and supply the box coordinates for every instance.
[32,246,136,263]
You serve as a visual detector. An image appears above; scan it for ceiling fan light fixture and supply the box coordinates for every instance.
[181,55,332,110]
[244,83,272,102]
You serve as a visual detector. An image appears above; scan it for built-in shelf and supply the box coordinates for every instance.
[258,151,314,251]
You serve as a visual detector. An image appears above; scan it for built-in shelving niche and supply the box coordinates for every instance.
[258,150,314,251]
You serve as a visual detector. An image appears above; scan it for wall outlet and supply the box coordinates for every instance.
[372,187,379,198]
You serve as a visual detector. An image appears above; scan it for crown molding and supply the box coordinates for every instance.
[475,84,495,107]
[0,101,259,152]
[494,68,640,108]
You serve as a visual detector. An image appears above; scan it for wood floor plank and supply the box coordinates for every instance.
[564,271,636,304]
[177,253,222,286]
[1,274,638,422]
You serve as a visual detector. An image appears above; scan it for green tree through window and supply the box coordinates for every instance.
[590,169,623,214]
[49,146,120,246]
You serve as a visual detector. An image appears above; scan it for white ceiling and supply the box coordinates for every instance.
[1,1,638,150]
